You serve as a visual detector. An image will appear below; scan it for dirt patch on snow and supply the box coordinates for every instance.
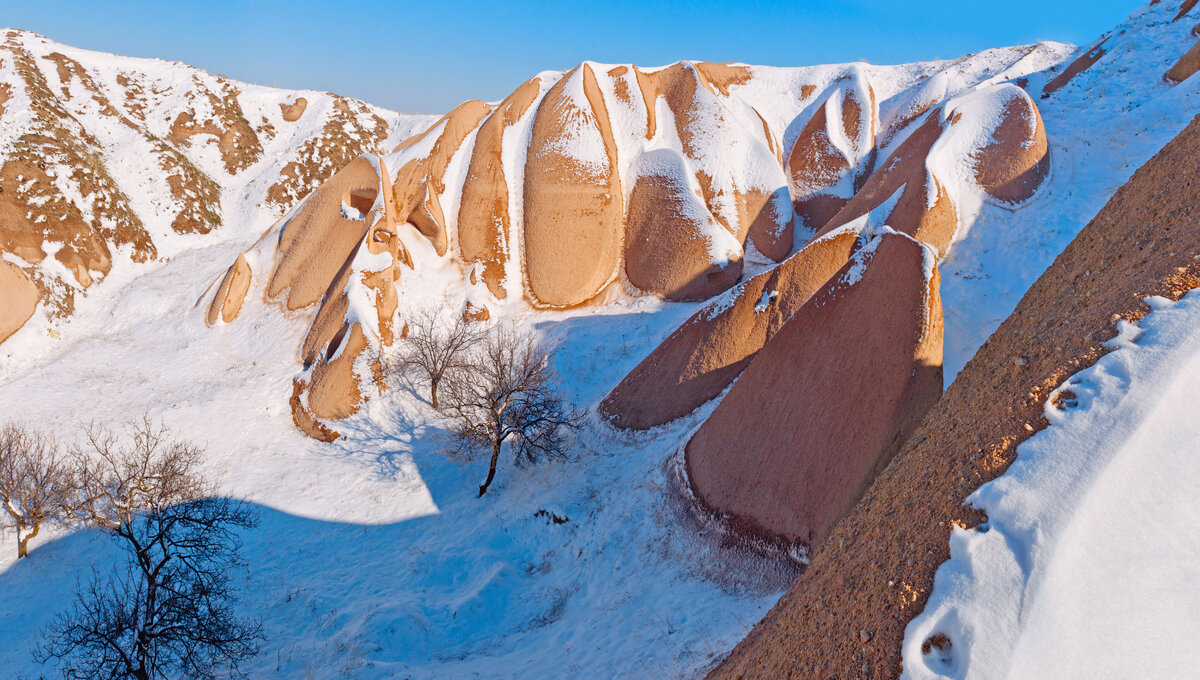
[280,97,307,122]
[1042,41,1108,96]
[705,112,1200,680]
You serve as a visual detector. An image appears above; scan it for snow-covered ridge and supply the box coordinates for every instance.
[0,28,436,344]
[903,291,1200,679]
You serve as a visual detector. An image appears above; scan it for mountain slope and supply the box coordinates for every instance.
[0,28,435,346]
[706,1,1200,676]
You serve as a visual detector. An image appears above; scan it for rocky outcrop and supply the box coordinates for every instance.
[523,64,623,307]
[1043,40,1109,96]
[1165,39,1200,83]
[704,105,1200,680]
[685,232,942,548]
[0,261,39,344]
[600,228,858,429]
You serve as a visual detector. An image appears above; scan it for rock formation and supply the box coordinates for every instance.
[685,231,942,548]
[0,28,429,347]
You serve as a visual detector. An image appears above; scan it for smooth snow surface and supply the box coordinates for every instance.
[903,291,1200,679]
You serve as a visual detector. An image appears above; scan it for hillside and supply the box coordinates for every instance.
[0,28,435,348]
[707,0,1200,676]
[2,1,1200,678]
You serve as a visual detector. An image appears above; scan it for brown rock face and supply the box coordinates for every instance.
[704,113,1200,680]
[267,156,378,310]
[600,228,858,430]
[1165,39,1200,83]
[308,321,368,420]
[0,260,39,344]
[623,152,743,301]
[457,77,541,298]
[685,233,942,547]
[205,253,252,325]
[787,73,877,231]
[523,64,623,307]
[1043,41,1108,96]
[973,88,1050,203]
[815,114,959,255]
[280,97,307,122]
[391,99,493,258]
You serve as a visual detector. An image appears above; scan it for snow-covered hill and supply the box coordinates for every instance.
[0,28,435,347]
[4,0,1200,677]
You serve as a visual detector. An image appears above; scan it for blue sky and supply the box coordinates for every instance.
[4,0,1135,113]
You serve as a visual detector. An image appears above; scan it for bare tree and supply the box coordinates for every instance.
[440,324,582,496]
[392,307,483,409]
[0,422,75,559]
[36,417,262,680]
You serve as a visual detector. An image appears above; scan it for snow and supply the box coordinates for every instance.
[938,0,1200,382]
[902,290,1200,679]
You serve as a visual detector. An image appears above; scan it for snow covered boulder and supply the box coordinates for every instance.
[623,149,744,300]
[522,64,623,308]
[684,231,943,548]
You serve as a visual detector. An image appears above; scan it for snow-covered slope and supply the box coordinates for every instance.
[903,291,1200,679]
[4,0,1200,677]
[0,28,435,346]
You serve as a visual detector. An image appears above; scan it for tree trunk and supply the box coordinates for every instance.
[17,522,38,559]
[430,378,440,410]
[479,437,502,497]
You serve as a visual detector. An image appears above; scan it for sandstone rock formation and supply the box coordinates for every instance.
[600,227,858,429]
[604,83,1048,433]
[685,231,942,547]
[705,94,1200,680]
[201,50,1060,439]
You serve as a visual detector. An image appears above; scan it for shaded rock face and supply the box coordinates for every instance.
[600,228,858,429]
[704,105,1200,680]
[685,232,943,547]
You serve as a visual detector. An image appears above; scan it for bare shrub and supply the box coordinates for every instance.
[0,422,75,558]
[439,324,582,496]
[36,417,262,680]
[392,307,483,410]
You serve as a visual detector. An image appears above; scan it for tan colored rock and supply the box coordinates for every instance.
[634,63,793,261]
[1166,39,1200,83]
[391,99,493,257]
[266,156,378,310]
[280,97,307,122]
[308,321,368,420]
[0,260,39,344]
[205,253,252,325]
[523,64,623,307]
[787,73,877,232]
[973,88,1050,203]
[816,114,959,255]
[457,77,541,298]
[600,228,858,429]
[623,152,743,300]
[290,378,339,442]
[685,232,943,546]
